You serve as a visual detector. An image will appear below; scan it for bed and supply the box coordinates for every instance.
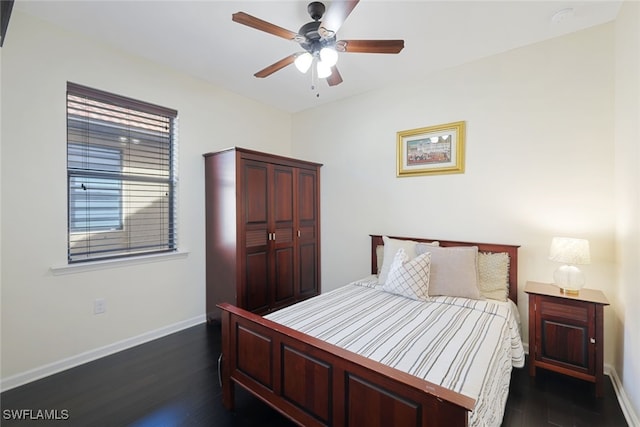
[218,235,523,427]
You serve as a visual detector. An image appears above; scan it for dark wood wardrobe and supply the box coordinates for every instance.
[203,147,321,322]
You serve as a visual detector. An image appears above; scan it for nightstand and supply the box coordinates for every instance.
[524,281,609,397]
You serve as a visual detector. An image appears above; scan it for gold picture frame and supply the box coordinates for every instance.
[397,121,466,177]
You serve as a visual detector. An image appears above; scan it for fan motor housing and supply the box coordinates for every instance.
[298,21,336,54]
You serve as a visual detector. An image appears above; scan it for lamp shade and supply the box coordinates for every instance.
[319,47,338,67]
[549,237,591,265]
[294,52,313,73]
[316,60,332,78]
[549,237,590,294]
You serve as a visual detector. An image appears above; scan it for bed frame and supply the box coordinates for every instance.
[218,235,519,427]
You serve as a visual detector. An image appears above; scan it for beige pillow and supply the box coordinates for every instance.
[378,236,438,285]
[415,244,481,299]
[478,252,510,301]
[382,248,431,301]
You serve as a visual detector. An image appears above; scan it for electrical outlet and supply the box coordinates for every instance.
[93,298,106,315]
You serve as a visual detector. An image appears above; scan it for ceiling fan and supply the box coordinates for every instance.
[232,1,404,88]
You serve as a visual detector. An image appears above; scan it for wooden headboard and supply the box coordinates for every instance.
[370,235,520,304]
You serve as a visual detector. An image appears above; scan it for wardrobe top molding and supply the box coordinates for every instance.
[203,147,323,169]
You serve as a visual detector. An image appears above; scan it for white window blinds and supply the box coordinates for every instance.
[67,82,178,262]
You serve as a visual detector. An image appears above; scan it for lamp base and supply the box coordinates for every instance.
[553,264,585,294]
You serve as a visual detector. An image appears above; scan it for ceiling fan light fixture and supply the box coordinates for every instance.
[294,52,313,73]
[233,1,405,87]
[319,47,338,67]
[316,60,332,78]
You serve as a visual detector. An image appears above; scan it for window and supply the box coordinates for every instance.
[67,82,178,262]
[68,144,123,232]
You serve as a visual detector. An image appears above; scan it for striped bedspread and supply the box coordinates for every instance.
[266,279,525,427]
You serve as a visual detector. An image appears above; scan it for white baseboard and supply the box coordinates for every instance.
[606,364,640,427]
[0,315,206,392]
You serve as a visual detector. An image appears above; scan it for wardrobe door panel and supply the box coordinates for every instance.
[298,242,317,296]
[243,161,268,225]
[245,251,269,313]
[273,246,295,307]
[297,169,318,223]
[273,166,294,223]
[272,165,296,308]
[242,160,270,313]
[296,169,319,297]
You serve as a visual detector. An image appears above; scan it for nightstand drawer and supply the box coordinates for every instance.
[539,298,589,323]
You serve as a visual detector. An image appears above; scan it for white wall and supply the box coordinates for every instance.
[614,1,640,423]
[0,11,292,383]
[293,24,618,365]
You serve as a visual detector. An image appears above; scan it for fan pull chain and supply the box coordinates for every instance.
[310,58,321,98]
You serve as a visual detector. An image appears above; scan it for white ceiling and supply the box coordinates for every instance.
[14,1,622,113]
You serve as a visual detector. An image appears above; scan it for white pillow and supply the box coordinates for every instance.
[415,244,481,299]
[478,252,510,301]
[348,275,380,289]
[382,248,431,301]
[378,236,438,285]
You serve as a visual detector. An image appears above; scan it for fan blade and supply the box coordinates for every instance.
[326,66,343,86]
[232,12,298,40]
[319,0,359,35]
[337,39,405,54]
[254,54,297,78]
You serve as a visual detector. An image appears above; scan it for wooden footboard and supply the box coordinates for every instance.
[219,303,474,427]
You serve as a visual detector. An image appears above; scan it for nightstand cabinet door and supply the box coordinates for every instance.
[534,296,595,376]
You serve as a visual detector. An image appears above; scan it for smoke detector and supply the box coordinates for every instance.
[551,8,575,24]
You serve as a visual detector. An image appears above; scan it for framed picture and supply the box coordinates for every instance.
[396,121,465,177]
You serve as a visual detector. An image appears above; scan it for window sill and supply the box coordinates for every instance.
[50,250,189,276]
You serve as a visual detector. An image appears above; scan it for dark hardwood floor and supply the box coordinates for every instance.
[1,323,628,426]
